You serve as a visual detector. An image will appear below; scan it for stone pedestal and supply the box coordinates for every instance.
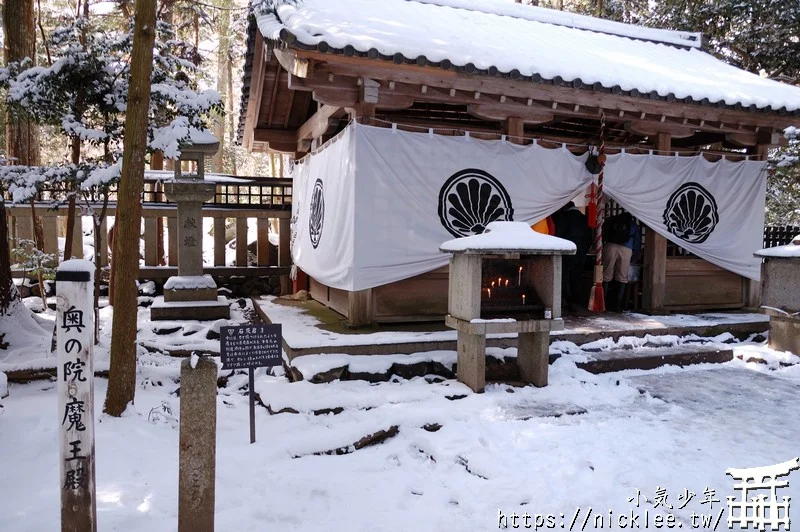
[447,316,561,392]
[518,331,550,387]
[456,331,486,393]
[769,315,800,356]
[755,236,800,354]
[151,181,229,320]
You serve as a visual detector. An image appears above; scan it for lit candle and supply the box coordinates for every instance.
[491,281,495,288]
[522,294,526,305]
[498,277,502,286]
[488,288,492,299]
[518,266,522,286]
[505,279,509,288]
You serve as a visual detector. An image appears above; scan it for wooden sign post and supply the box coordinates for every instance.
[56,260,96,532]
[220,324,282,443]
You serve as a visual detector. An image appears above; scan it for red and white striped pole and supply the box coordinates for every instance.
[588,112,607,312]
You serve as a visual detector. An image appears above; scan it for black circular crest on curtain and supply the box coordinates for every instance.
[309,178,325,249]
[438,169,514,238]
[663,182,719,244]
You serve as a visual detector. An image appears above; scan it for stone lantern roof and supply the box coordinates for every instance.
[440,221,576,255]
[179,129,221,157]
[174,129,220,181]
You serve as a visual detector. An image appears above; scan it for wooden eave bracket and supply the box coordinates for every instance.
[274,48,313,78]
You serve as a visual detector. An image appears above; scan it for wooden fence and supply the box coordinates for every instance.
[7,175,293,278]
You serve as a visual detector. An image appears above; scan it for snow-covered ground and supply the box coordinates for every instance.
[2,298,799,531]
[3,354,800,531]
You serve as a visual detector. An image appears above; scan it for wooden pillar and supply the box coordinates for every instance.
[347,289,374,327]
[43,216,59,263]
[278,217,291,267]
[344,101,377,326]
[347,102,376,125]
[746,140,773,308]
[97,216,108,267]
[504,116,524,144]
[143,217,158,266]
[70,214,83,260]
[167,217,178,266]
[15,212,33,242]
[236,217,248,267]
[151,151,166,265]
[256,218,270,266]
[213,217,226,267]
[8,214,16,256]
[643,132,670,313]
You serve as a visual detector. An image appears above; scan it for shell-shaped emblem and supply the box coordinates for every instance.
[438,169,514,238]
[309,178,324,249]
[663,182,719,244]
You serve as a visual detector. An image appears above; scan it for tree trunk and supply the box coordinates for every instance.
[64,0,89,260]
[3,0,40,312]
[64,134,81,259]
[104,0,157,417]
[213,0,230,174]
[225,35,237,176]
[0,200,16,315]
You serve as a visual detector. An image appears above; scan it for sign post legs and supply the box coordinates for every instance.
[249,368,256,444]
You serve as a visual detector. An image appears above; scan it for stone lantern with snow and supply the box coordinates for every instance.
[755,234,800,355]
[440,221,576,392]
[151,132,230,320]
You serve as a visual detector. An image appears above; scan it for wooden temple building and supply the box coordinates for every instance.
[237,0,800,325]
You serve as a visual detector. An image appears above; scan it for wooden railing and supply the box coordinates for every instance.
[6,174,293,278]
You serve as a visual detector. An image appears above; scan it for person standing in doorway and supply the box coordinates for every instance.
[552,202,591,310]
[602,212,640,312]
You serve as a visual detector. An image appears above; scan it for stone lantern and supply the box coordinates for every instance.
[755,234,800,354]
[440,221,576,392]
[151,134,231,320]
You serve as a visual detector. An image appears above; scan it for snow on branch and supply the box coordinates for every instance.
[0,161,122,204]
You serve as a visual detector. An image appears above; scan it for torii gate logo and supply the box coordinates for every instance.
[438,169,514,238]
[726,457,799,530]
[663,182,719,244]
[309,178,325,249]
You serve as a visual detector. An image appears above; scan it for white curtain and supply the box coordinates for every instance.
[604,153,767,280]
[291,123,768,290]
[289,126,356,288]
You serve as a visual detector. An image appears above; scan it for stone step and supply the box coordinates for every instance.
[573,344,734,374]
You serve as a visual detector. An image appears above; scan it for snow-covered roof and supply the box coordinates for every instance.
[440,221,576,255]
[258,0,800,112]
[755,235,800,258]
